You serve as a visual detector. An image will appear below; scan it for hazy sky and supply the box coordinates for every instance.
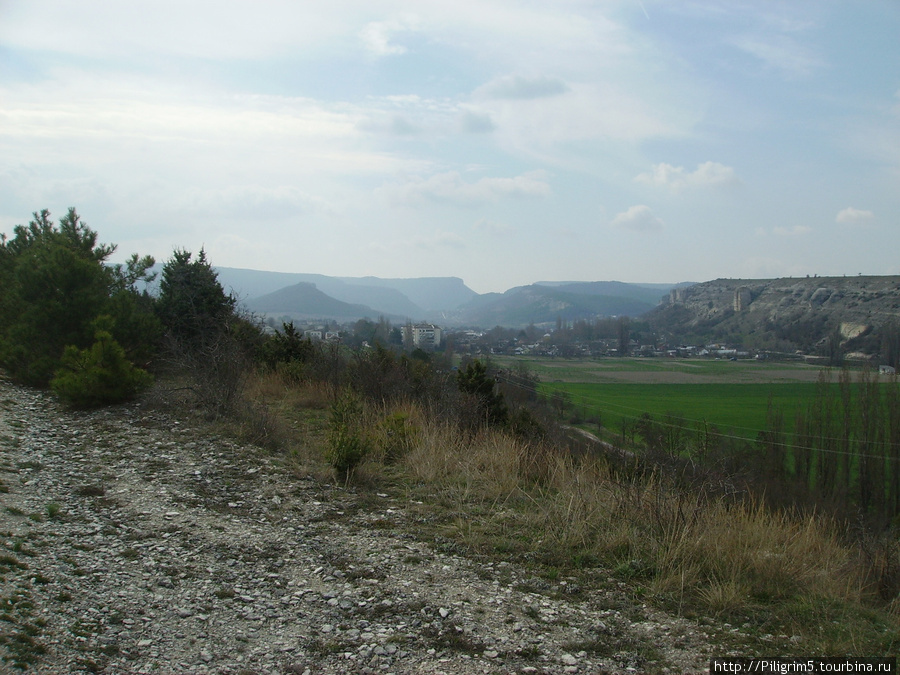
[1,1,898,293]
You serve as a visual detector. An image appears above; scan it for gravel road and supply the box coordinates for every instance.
[0,377,717,674]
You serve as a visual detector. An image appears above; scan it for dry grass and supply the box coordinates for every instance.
[233,373,899,655]
[388,411,896,652]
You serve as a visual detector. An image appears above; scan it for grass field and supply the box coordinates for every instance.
[492,356,840,441]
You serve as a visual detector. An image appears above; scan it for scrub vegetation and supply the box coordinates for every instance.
[2,208,899,660]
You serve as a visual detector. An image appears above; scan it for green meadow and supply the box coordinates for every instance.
[492,356,838,441]
[545,381,816,440]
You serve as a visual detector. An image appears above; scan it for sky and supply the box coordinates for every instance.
[1,1,898,294]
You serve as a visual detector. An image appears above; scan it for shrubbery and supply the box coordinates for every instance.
[50,318,154,408]
[0,208,157,387]
[325,391,372,481]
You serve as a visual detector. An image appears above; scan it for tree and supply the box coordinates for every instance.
[156,248,236,345]
[50,316,153,408]
[0,208,152,386]
[617,316,631,356]
[457,359,508,427]
[155,249,260,416]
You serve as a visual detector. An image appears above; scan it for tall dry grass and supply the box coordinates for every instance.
[239,373,897,649]
[397,410,872,619]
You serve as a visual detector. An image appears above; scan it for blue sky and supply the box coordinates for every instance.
[1,1,897,294]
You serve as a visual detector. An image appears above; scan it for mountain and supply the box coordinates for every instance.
[156,265,679,327]
[646,275,900,356]
[213,267,475,318]
[247,282,382,322]
[535,281,683,307]
[449,283,676,328]
[347,276,477,313]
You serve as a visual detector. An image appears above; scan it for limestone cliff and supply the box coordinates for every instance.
[647,276,900,357]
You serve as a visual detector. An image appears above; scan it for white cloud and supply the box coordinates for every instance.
[458,111,495,134]
[836,207,874,224]
[382,171,551,207]
[413,230,466,250]
[360,15,420,57]
[182,185,325,221]
[733,34,822,77]
[635,161,738,191]
[0,1,353,60]
[474,218,513,235]
[610,205,663,232]
[358,114,421,136]
[475,75,569,100]
[773,225,813,237]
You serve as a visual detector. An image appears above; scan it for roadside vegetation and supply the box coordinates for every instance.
[2,209,899,661]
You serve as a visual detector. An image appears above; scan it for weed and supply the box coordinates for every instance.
[46,502,61,519]
[76,485,105,497]
[325,390,372,482]
[517,644,542,658]
[421,622,484,654]
[0,556,27,573]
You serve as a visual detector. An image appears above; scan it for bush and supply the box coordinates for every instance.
[325,391,372,481]
[374,411,419,463]
[50,318,153,408]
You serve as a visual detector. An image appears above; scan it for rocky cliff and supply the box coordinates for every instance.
[647,275,900,357]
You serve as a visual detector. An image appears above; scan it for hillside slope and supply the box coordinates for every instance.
[0,379,717,674]
[247,282,382,322]
[450,283,671,327]
[647,275,900,356]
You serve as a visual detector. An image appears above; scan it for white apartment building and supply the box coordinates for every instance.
[402,323,443,349]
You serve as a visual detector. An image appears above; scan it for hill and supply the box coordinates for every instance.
[646,275,900,357]
[214,267,476,318]
[247,282,385,322]
[209,267,676,327]
[448,282,676,328]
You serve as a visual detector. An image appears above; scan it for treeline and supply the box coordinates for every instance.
[0,209,558,451]
[765,368,900,524]
[607,368,900,526]
[0,209,256,409]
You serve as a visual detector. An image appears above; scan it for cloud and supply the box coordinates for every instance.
[182,185,324,221]
[459,110,495,134]
[635,161,738,191]
[475,75,570,100]
[732,34,823,78]
[382,171,551,207]
[358,114,421,136]
[836,207,874,224]
[360,16,420,57]
[474,218,513,235]
[413,230,466,250]
[773,225,813,236]
[610,205,663,232]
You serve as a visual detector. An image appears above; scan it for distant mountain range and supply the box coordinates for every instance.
[211,267,687,327]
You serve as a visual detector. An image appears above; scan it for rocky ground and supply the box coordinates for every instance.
[0,377,721,674]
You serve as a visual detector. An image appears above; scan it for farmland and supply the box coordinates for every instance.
[492,356,839,441]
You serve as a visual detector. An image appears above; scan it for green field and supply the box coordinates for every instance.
[546,381,816,440]
[492,356,841,441]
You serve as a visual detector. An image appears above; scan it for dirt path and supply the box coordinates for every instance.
[0,378,718,674]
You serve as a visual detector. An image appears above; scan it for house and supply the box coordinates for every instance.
[880,365,896,375]
[401,323,443,350]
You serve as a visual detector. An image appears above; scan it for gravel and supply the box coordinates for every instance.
[0,378,717,674]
